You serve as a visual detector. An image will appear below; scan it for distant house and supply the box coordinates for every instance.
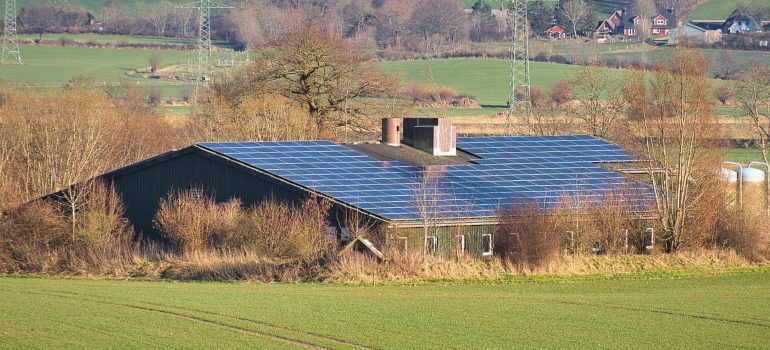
[544,25,566,39]
[723,9,761,34]
[650,9,678,36]
[596,8,679,37]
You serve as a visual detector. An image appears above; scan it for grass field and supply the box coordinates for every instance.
[0,44,198,100]
[381,59,623,106]
[686,0,769,21]
[1,270,769,349]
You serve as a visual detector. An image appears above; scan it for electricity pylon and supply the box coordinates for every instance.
[507,0,530,136]
[177,0,232,100]
[1,0,22,65]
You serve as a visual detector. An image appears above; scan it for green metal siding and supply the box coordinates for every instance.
[387,225,496,258]
[107,149,349,239]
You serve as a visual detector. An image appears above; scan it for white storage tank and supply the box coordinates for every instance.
[741,167,766,183]
[720,168,738,183]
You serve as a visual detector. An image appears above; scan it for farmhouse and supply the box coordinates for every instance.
[69,118,652,257]
[596,8,679,37]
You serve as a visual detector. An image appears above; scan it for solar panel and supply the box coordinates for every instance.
[197,135,652,221]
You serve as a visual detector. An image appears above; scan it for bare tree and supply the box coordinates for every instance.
[141,1,173,37]
[715,50,737,79]
[560,0,590,38]
[568,67,626,138]
[735,62,770,211]
[207,24,399,136]
[411,167,445,260]
[409,0,468,54]
[622,48,718,251]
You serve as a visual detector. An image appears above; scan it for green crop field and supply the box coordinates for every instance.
[16,0,169,14]
[1,271,769,349]
[686,0,769,21]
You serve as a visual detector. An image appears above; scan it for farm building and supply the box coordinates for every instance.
[70,118,652,257]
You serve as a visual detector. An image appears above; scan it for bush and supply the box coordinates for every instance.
[496,203,562,271]
[550,80,571,105]
[0,181,135,274]
[154,190,332,260]
[530,86,542,107]
[715,85,733,106]
[438,87,458,102]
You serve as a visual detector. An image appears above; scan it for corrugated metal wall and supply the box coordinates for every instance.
[107,148,350,239]
[387,225,495,258]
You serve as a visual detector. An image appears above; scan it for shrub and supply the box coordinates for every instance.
[147,86,163,106]
[530,86,542,107]
[496,202,562,271]
[715,85,733,106]
[550,80,571,105]
[153,190,332,260]
[407,83,435,102]
[149,55,162,73]
[438,87,458,102]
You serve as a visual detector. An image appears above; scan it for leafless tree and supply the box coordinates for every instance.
[735,62,770,212]
[408,0,468,54]
[622,48,718,251]
[568,67,626,138]
[715,50,737,79]
[560,0,590,38]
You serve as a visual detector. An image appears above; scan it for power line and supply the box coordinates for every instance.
[507,0,531,136]
[1,0,22,64]
[177,0,232,101]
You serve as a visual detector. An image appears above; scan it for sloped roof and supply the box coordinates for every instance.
[197,135,653,224]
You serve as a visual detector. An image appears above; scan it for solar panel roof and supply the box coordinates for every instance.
[197,135,652,221]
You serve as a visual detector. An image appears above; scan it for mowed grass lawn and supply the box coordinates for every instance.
[1,271,770,349]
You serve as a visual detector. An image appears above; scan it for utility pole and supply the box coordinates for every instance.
[177,0,232,101]
[507,0,530,136]
[1,0,22,65]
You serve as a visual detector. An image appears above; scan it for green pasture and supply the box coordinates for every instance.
[686,0,769,21]
[727,148,766,164]
[18,33,198,45]
[598,47,770,72]
[0,44,198,100]
[381,59,616,106]
[1,270,769,349]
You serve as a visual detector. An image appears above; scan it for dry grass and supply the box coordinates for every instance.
[326,249,506,283]
[153,190,332,260]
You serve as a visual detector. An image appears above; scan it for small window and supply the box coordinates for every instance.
[186,185,204,201]
[657,20,664,25]
[482,234,493,256]
[426,235,437,254]
[399,236,408,253]
[456,235,466,254]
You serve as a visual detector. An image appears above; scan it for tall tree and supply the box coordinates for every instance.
[559,0,592,38]
[528,1,556,34]
[207,24,399,136]
[622,48,718,251]
[408,0,468,54]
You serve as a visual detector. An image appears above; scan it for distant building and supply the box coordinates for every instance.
[543,25,566,39]
[672,23,722,44]
[723,9,762,34]
[596,8,679,37]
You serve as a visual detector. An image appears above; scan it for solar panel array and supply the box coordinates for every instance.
[197,135,651,221]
